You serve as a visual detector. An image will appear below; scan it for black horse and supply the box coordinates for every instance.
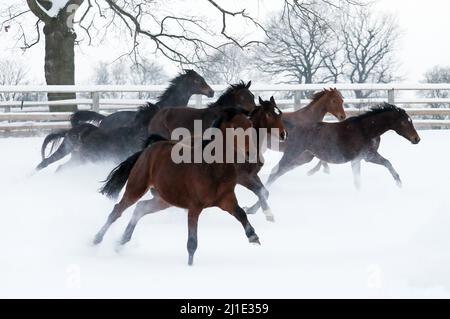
[70,69,214,131]
[36,71,213,172]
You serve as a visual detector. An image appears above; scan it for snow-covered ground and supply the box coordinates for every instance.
[0,130,449,298]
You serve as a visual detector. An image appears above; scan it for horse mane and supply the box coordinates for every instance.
[133,102,160,126]
[156,72,188,104]
[210,107,249,129]
[208,81,247,108]
[309,88,343,103]
[350,103,406,121]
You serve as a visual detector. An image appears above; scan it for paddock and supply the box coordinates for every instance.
[1,129,449,298]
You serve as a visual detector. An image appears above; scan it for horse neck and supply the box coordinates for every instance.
[357,111,396,139]
[296,96,330,121]
[209,93,235,109]
[156,81,192,108]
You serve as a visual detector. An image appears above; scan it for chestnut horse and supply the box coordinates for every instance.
[70,69,214,130]
[148,81,256,138]
[95,108,260,266]
[270,103,420,189]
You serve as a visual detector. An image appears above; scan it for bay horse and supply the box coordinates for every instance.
[70,69,214,130]
[235,97,286,222]
[36,71,213,171]
[147,81,256,138]
[94,108,260,266]
[268,103,420,189]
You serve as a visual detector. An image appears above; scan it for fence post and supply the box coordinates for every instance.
[294,91,302,111]
[388,89,395,104]
[195,95,202,108]
[91,92,100,112]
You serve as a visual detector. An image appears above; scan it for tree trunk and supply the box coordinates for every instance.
[43,20,77,112]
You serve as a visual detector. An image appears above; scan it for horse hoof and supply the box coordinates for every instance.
[263,209,275,223]
[306,170,315,176]
[188,256,194,266]
[249,235,261,245]
[396,180,403,188]
[92,235,103,246]
[114,242,126,253]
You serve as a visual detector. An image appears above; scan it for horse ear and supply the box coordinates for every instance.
[246,81,252,89]
[270,96,275,104]
[183,69,193,74]
[258,96,264,105]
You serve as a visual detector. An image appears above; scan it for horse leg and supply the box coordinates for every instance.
[93,196,136,245]
[267,150,314,186]
[308,160,331,176]
[119,195,171,246]
[351,160,362,190]
[219,193,260,245]
[242,175,274,222]
[187,208,202,266]
[307,160,323,176]
[94,169,150,245]
[365,152,402,187]
[322,162,330,174]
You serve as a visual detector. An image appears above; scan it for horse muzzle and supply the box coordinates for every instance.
[411,136,421,144]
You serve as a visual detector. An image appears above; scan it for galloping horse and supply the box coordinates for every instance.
[265,88,346,184]
[269,103,420,189]
[70,69,214,130]
[95,108,260,266]
[244,88,346,215]
[236,97,287,222]
[36,71,214,171]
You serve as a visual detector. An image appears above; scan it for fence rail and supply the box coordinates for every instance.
[1,83,450,133]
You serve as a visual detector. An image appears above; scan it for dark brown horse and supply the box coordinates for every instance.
[265,89,345,183]
[244,88,346,215]
[236,97,286,222]
[268,103,420,189]
[148,81,256,138]
[70,69,214,130]
[95,108,260,266]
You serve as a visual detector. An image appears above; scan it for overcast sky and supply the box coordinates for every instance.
[2,0,450,84]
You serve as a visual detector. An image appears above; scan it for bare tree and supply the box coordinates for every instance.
[254,3,339,86]
[341,9,400,98]
[91,58,168,99]
[197,44,249,85]
[421,66,450,113]
[0,1,266,111]
[0,58,30,102]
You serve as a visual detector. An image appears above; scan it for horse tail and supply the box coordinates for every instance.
[36,132,76,171]
[40,130,70,160]
[99,152,142,199]
[100,134,169,199]
[36,124,97,171]
[70,110,105,127]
